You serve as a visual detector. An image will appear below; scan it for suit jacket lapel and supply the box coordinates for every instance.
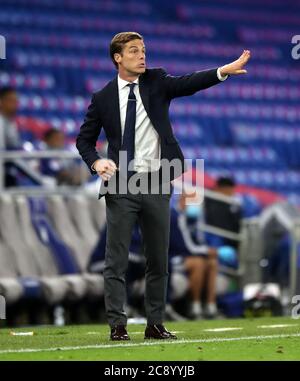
[109,72,159,146]
[139,73,162,136]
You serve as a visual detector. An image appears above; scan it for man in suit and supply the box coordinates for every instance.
[76,32,250,340]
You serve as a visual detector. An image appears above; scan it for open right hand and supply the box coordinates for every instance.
[93,159,117,181]
[219,50,251,76]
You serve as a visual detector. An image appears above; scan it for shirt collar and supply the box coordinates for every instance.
[118,75,139,91]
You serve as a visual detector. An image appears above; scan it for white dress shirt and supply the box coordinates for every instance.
[118,75,161,173]
[217,68,228,82]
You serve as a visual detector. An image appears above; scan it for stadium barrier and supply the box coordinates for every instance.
[1,150,299,311]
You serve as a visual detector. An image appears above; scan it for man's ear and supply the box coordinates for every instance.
[114,53,121,65]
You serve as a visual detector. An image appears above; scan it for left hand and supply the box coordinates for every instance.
[219,50,251,76]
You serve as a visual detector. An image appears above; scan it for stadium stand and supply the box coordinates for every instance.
[1,0,300,325]
[1,0,299,201]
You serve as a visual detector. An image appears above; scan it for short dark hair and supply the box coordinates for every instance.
[43,128,62,141]
[0,86,16,99]
[110,32,143,69]
[216,176,236,188]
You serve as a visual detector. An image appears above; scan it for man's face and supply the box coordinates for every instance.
[0,91,19,117]
[46,132,65,149]
[115,39,146,75]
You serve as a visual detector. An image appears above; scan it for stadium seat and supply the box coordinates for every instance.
[66,195,99,253]
[47,195,92,271]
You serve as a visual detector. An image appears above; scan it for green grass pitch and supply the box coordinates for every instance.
[1,317,300,360]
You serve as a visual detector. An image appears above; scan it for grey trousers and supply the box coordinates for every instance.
[103,189,172,327]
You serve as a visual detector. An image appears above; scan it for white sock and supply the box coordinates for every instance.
[191,301,203,316]
[206,303,217,316]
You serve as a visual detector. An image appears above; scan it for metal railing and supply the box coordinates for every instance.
[0,149,84,193]
[1,149,299,308]
[5,149,300,297]
[0,149,248,281]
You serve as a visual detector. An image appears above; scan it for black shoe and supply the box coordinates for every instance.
[110,325,130,341]
[144,324,177,340]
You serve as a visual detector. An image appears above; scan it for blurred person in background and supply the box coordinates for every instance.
[0,86,21,149]
[0,86,22,186]
[40,128,89,185]
[205,176,242,249]
[171,191,219,319]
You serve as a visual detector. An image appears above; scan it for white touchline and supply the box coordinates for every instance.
[1,333,300,354]
[257,324,299,329]
[204,328,243,332]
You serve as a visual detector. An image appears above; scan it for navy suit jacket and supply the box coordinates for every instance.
[76,67,223,195]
